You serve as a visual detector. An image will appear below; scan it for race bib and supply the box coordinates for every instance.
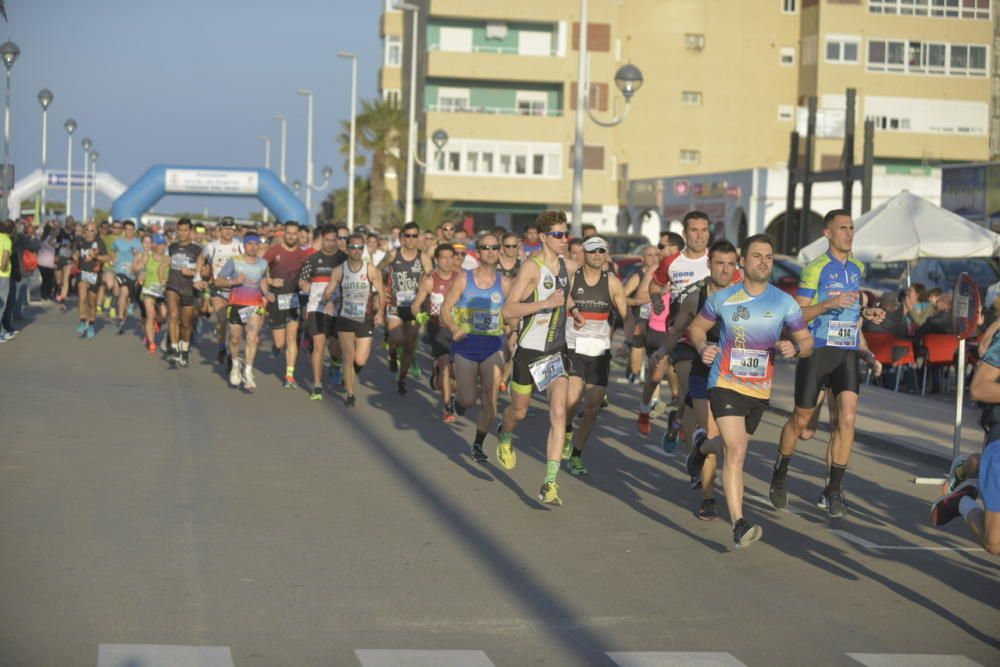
[528,352,565,392]
[81,271,98,285]
[574,336,608,357]
[238,306,257,324]
[170,254,190,271]
[277,293,299,310]
[342,301,366,319]
[639,303,651,319]
[396,290,416,306]
[142,284,165,298]
[827,320,858,348]
[729,348,768,379]
[471,311,500,333]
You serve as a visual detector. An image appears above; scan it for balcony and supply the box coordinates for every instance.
[426,103,563,117]
[426,49,575,84]
[428,42,557,57]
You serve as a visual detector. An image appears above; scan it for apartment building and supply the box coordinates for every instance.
[378,0,994,235]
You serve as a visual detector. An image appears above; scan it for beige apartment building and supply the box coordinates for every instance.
[378,0,994,234]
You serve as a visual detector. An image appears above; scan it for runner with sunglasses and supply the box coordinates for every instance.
[411,243,459,422]
[500,211,581,506]
[203,217,244,368]
[379,221,433,395]
[215,233,270,392]
[440,235,511,461]
[563,236,628,475]
[498,232,522,392]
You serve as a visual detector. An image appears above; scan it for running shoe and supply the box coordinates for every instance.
[117,319,126,335]
[284,375,298,389]
[944,455,968,494]
[147,342,157,354]
[930,482,978,527]
[344,394,356,408]
[665,409,680,443]
[95,304,104,316]
[310,387,323,401]
[86,324,95,339]
[109,307,117,320]
[470,444,488,463]
[539,481,562,506]
[178,349,189,368]
[443,410,456,424]
[698,498,718,521]
[75,321,88,336]
[650,399,667,419]
[217,348,227,365]
[568,455,588,477]
[686,431,708,478]
[600,395,609,408]
[229,358,243,387]
[127,304,136,317]
[625,370,636,384]
[243,366,256,391]
[825,488,848,518]
[498,381,508,394]
[661,431,679,454]
[769,466,789,510]
[102,296,112,311]
[637,411,651,435]
[561,433,573,461]
[733,518,763,549]
[388,349,398,373]
[0,332,9,343]
[397,380,407,396]
[410,359,421,378]
[497,442,517,470]
[815,490,851,512]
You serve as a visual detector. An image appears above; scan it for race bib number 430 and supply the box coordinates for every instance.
[729,348,768,379]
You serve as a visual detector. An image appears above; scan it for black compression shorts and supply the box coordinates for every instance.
[793,347,860,409]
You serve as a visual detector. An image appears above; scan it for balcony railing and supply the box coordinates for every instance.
[426,103,563,117]
[427,42,557,57]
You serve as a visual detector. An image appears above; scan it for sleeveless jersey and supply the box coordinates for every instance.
[339,260,372,322]
[517,255,569,353]
[690,279,721,378]
[204,240,244,279]
[428,270,457,322]
[566,267,612,355]
[144,255,165,289]
[453,269,505,336]
[499,257,521,280]
[388,250,424,307]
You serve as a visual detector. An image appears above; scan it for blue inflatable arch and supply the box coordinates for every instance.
[111,164,309,226]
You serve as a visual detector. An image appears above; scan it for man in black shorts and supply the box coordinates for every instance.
[164,218,205,367]
[263,220,311,388]
[299,224,347,400]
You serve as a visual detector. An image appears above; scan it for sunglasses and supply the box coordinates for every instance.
[348,244,364,250]
[478,244,500,251]
[403,233,420,238]
[503,243,519,249]
[585,248,608,254]
[441,227,455,232]
[546,231,568,239]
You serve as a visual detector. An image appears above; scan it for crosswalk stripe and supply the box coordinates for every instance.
[607,652,748,667]
[847,654,984,667]
[97,644,234,667]
[355,649,496,666]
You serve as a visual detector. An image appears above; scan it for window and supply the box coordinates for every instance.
[868,38,988,75]
[532,155,545,175]
[868,115,912,131]
[516,91,548,116]
[385,35,401,67]
[779,46,796,66]
[684,33,705,51]
[439,26,473,52]
[867,39,906,71]
[869,0,988,18]
[485,22,508,40]
[778,105,795,121]
[782,0,798,13]
[382,89,401,106]
[826,36,860,63]
[680,149,700,164]
[950,44,988,75]
[437,87,469,112]
[681,90,702,106]
[519,30,553,56]
[428,139,563,179]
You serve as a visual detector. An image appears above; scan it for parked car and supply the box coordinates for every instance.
[604,234,651,256]
[614,255,644,284]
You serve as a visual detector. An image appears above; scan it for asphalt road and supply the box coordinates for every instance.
[1,305,998,667]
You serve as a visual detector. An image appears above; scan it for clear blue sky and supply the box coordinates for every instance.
[6,0,382,219]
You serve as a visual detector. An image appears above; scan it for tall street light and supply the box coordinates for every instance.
[338,51,358,230]
[89,150,98,221]
[273,114,287,184]
[64,118,76,218]
[0,41,20,220]
[37,89,53,221]
[570,0,643,238]
[258,135,271,223]
[397,2,420,224]
[80,137,92,221]
[296,88,332,224]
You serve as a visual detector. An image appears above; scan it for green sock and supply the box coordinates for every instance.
[545,460,559,484]
[499,429,512,445]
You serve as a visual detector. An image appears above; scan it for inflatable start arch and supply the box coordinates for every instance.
[111,165,309,225]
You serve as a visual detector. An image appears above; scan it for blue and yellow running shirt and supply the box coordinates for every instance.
[796,250,865,349]
[700,283,807,400]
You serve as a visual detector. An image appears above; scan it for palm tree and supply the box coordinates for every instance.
[394,194,462,232]
[338,98,406,231]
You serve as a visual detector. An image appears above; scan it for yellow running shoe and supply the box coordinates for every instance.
[539,481,562,506]
[497,442,517,470]
[109,307,118,319]
[561,433,573,461]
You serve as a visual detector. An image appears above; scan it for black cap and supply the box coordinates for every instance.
[219,216,236,228]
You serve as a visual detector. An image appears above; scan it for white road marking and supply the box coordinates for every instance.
[830,529,984,552]
[97,644,234,667]
[847,653,984,667]
[644,445,673,458]
[355,649,496,666]
[607,652,748,666]
[602,425,629,437]
[913,477,947,486]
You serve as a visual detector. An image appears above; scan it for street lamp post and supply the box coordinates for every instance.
[258,135,271,223]
[0,41,20,221]
[337,51,358,230]
[80,137,91,221]
[64,118,76,218]
[89,151,98,220]
[570,0,643,238]
[273,114,287,184]
[297,89,315,215]
[397,2,420,223]
[37,89,53,221]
